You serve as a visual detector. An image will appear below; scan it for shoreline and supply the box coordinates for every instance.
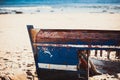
[0,4,120,14]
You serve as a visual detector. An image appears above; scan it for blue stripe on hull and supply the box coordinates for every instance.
[37,46,79,65]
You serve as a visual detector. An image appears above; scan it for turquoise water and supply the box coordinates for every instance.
[0,0,120,7]
[0,0,120,14]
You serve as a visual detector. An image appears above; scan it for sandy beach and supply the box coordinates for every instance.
[0,12,120,80]
[0,13,120,51]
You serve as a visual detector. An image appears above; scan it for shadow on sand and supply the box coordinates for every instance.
[37,68,87,80]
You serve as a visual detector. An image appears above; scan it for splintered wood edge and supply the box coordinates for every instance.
[30,29,40,43]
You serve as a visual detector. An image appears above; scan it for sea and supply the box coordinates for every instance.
[0,0,120,14]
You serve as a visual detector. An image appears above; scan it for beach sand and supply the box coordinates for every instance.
[0,13,120,80]
[0,13,120,51]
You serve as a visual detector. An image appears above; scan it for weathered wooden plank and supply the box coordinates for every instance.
[34,29,120,45]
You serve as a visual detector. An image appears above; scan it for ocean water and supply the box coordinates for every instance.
[0,0,120,14]
[0,0,120,6]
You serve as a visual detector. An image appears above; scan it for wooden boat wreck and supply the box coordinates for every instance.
[27,25,120,80]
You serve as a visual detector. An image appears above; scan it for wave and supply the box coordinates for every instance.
[0,4,120,14]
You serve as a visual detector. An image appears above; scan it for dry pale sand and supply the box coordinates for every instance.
[0,13,120,50]
[0,13,120,80]
[0,13,120,51]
